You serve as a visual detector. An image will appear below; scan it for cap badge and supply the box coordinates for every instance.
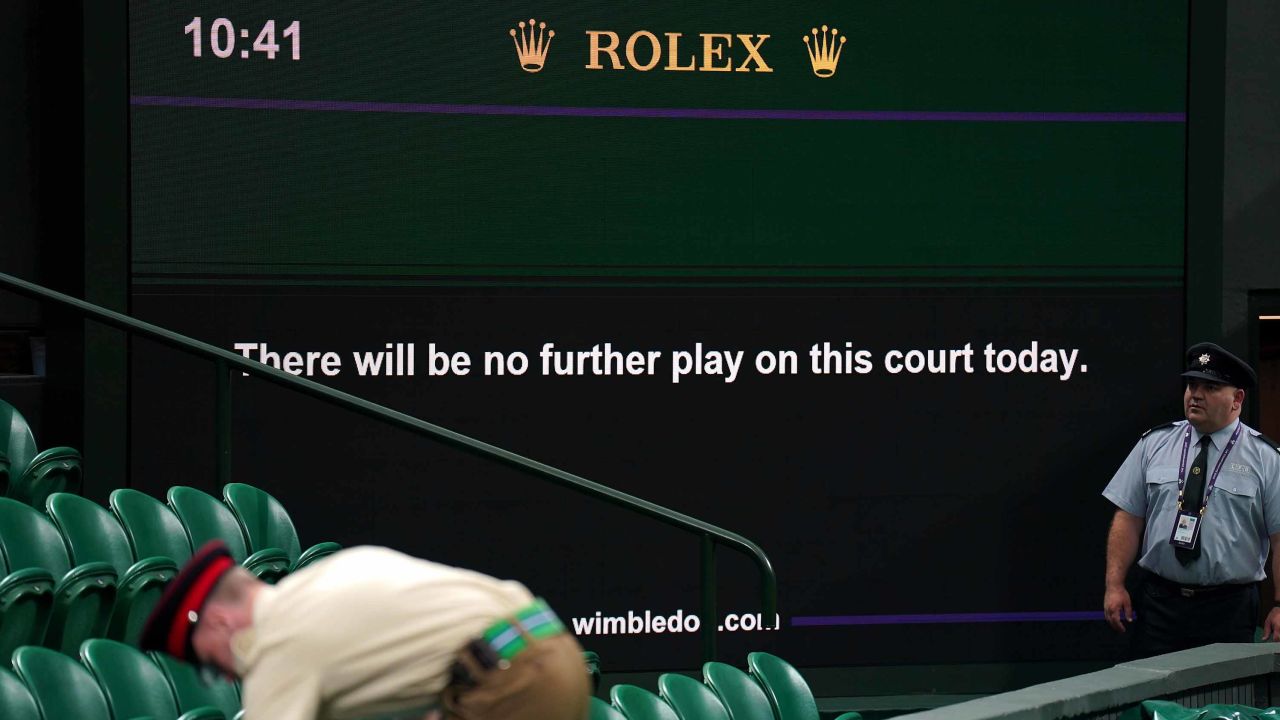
[1198,353,1211,365]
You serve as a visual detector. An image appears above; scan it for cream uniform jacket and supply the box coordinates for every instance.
[231,546,535,720]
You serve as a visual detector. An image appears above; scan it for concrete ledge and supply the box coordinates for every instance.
[891,644,1280,720]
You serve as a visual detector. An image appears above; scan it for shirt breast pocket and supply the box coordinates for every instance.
[1215,474,1260,505]
[1144,468,1180,514]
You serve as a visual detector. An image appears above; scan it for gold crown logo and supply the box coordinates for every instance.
[509,18,555,73]
[803,25,847,78]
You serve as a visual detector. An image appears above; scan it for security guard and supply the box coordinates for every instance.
[1102,342,1280,657]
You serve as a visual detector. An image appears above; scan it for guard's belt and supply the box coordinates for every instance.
[1145,571,1254,598]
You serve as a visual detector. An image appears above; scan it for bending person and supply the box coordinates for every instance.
[141,541,590,720]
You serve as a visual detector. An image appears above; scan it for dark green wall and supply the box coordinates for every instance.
[1,1,44,327]
[1223,1,1280,352]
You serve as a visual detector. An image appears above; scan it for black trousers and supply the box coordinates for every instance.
[1130,572,1258,659]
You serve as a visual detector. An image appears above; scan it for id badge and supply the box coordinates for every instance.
[1169,511,1202,549]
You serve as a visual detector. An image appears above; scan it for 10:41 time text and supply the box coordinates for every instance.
[184,18,300,60]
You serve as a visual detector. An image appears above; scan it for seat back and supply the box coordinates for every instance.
[591,695,628,720]
[46,493,134,576]
[611,684,680,720]
[0,498,118,654]
[42,562,117,655]
[0,399,37,485]
[659,673,731,720]
[12,645,112,720]
[0,667,40,720]
[0,560,55,657]
[168,486,250,561]
[223,482,302,562]
[0,497,71,577]
[82,638,183,720]
[703,662,776,720]
[110,488,194,564]
[747,652,820,720]
[152,650,243,719]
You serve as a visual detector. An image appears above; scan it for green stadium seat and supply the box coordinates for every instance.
[167,486,290,583]
[584,649,602,693]
[747,652,820,720]
[591,695,627,720]
[0,400,39,495]
[12,645,112,720]
[0,666,40,720]
[0,498,116,654]
[659,673,731,720]
[0,557,55,659]
[0,451,9,495]
[611,684,680,720]
[703,662,775,720]
[47,493,179,644]
[110,488,194,565]
[222,482,341,571]
[0,398,82,507]
[151,651,243,720]
[82,638,225,720]
[9,449,83,508]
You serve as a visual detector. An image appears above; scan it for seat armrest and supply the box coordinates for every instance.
[0,567,57,596]
[57,561,118,592]
[122,555,179,585]
[244,548,291,583]
[294,542,342,571]
[10,447,83,505]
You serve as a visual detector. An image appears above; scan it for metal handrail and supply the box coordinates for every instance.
[0,271,776,661]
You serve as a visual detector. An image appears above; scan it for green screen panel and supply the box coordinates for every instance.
[127,0,1189,671]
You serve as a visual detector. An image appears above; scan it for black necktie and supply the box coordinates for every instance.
[1175,434,1213,564]
[1182,434,1212,511]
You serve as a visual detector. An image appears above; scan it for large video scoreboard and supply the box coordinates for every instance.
[127,1,1188,670]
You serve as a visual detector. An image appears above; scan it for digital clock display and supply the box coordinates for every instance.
[183,17,300,60]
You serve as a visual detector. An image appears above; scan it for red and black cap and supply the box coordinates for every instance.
[139,540,237,663]
[1182,342,1256,389]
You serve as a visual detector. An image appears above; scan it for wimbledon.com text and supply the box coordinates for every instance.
[570,610,781,636]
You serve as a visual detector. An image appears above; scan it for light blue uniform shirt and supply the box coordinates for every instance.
[1103,419,1280,585]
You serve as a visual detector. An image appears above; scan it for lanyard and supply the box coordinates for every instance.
[1175,421,1244,514]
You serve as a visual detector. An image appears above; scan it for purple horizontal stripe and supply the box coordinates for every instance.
[791,611,1104,626]
[130,96,1184,123]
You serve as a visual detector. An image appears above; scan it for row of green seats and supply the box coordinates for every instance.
[0,639,241,720]
[0,483,340,658]
[0,398,82,507]
[0,640,607,720]
[595,652,862,720]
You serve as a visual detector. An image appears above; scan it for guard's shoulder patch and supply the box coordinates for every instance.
[1141,421,1179,439]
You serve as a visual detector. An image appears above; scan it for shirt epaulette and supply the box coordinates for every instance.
[1141,421,1179,439]
[1249,429,1280,454]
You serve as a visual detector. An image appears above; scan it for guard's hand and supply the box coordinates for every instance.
[1261,607,1280,641]
[1104,586,1134,632]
